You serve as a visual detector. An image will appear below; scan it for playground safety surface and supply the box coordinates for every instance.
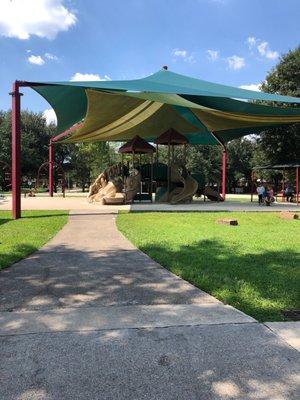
[1,194,299,212]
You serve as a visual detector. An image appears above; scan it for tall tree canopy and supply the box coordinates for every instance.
[0,110,56,184]
[258,46,300,165]
[0,110,113,191]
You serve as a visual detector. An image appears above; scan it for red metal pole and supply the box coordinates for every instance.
[282,168,286,201]
[62,170,66,198]
[296,166,299,206]
[10,81,22,219]
[221,147,227,200]
[250,171,254,203]
[49,139,54,197]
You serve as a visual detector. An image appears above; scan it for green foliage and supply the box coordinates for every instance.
[0,110,56,178]
[153,143,221,183]
[258,46,300,166]
[186,145,221,183]
[0,110,114,191]
[261,46,300,96]
[117,212,300,322]
[0,110,11,166]
[68,142,116,191]
[227,138,256,189]
[0,210,68,270]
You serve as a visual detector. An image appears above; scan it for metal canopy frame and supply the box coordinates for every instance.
[10,69,299,218]
[10,80,228,218]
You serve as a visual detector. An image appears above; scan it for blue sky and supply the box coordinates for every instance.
[0,0,299,121]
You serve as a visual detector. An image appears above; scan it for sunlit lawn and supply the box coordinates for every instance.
[0,210,68,270]
[117,212,300,321]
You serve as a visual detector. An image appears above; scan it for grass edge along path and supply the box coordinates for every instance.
[117,211,300,322]
[0,210,68,270]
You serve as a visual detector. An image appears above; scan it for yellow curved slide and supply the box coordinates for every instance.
[170,165,198,204]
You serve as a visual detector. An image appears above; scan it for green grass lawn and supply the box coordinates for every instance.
[117,212,300,322]
[0,210,68,270]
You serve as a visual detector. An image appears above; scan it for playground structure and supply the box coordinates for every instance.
[9,68,300,218]
[153,129,198,204]
[88,132,221,205]
[36,161,66,197]
[119,135,155,202]
[87,163,140,205]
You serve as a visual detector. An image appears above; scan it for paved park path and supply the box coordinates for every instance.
[0,211,299,400]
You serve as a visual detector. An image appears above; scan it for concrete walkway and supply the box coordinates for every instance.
[0,211,299,400]
[265,322,300,352]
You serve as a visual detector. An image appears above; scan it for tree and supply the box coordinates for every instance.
[154,143,222,186]
[258,46,300,165]
[0,110,114,191]
[69,142,117,191]
[187,145,221,184]
[0,110,56,189]
[227,138,256,192]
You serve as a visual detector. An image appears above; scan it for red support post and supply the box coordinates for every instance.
[221,147,227,200]
[250,170,255,203]
[296,166,299,206]
[49,139,54,197]
[10,81,22,219]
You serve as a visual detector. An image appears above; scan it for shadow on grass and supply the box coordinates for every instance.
[0,243,39,271]
[138,239,300,322]
[20,213,69,219]
[0,218,10,227]
[0,212,68,222]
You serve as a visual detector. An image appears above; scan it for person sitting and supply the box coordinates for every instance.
[285,184,294,202]
[265,186,274,205]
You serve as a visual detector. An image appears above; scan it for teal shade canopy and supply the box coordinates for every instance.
[26,69,300,145]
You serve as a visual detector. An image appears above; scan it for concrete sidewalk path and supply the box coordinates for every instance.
[0,211,299,400]
[265,321,300,351]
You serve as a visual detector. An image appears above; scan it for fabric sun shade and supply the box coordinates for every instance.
[118,135,155,154]
[27,69,300,146]
[155,129,188,145]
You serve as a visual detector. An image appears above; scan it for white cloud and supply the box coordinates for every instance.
[0,0,77,40]
[239,83,261,92]
[257,40,279,59]
[70,73,111,81]
[206,49,219,61]
[28,55,45,66]
[226,55,245,70]
[247,36,279,60]
[172,48,195,63]
[173,49,187,58]
[185,55,195,63]
[265,50,279,60]
[247,36,256,49]
[257,42,279,60]
[209,0,227,4]
[257,41,268,56]
[45,52,58,61]
[27,52,58,65]
[43,109,57,125]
